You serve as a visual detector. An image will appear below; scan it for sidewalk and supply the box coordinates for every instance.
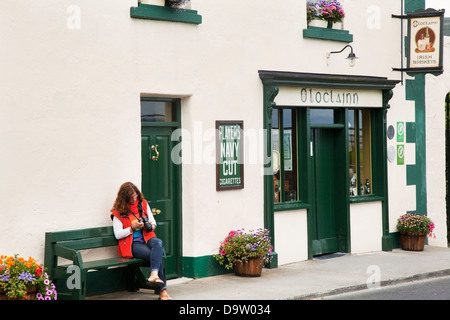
[89,246,450,300]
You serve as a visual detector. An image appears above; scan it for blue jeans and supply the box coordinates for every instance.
[131,237,166,291]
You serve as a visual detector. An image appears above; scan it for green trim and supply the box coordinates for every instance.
[262,84,279,268]
[303,27,353,43]
[445,18,450,37]
[402,1,427,217]
[130,3,202,25]
[349,195,384,203]
[183,256,232,279]
[405,76,427,215]
[274,202,310,211]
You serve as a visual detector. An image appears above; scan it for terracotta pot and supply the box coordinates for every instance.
[399,232,426,251]
[234,257,263,277]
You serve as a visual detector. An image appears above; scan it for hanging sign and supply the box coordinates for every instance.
[216,120,244,191]
[407,8,445,73]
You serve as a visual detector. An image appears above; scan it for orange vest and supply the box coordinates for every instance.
[111,200,156,258]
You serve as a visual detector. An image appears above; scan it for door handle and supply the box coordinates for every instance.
[151,144,159,161]
[152,208,161,215]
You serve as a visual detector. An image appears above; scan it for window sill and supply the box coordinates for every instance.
[349,195,384,203]
[130,3,202,25]
[274,201,310,212]
[303,26,353,43]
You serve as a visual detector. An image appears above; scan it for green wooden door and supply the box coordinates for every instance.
[141,126,181,279]
[311,128,340,256]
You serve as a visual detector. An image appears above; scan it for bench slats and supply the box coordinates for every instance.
[82,258,145,270]
[57,236,118,251]
[46,226,115,242]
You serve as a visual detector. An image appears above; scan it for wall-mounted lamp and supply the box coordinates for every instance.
[326,45,358,67]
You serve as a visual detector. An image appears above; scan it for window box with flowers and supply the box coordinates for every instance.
[303,1,353,43]
[130,0,202,25]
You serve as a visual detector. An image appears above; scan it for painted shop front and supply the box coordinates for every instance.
[259,72,399,266]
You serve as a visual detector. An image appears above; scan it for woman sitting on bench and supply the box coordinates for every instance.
[111,182,171,300]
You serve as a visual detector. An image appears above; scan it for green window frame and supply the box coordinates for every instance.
[272,105,384,211]
[271,107,309,212]
[348,109,373,197]
[272,108,299,204]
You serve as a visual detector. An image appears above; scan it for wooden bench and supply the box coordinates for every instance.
[44,226,163,300]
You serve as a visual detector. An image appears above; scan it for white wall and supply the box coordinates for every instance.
[424,37,450,247]
[8,0,445,266]
[350,202,383,253]
[275,209,308,265]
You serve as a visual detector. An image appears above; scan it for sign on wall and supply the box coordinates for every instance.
[216,120,244,191]
[407,8,445,72]
[397,122,405,142]
[275,87,383,108]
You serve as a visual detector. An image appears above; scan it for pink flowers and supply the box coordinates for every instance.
[397,213,436,238]
[214,228,274,270]
[307,1,345,23]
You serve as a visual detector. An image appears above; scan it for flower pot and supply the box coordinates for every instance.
[0,285,38,300]
[167,1,190,9]
[333,22,343,30]
[140,0,165,5]
[308,19,328,28]
[234,257,263,277]
[399,232,426,251]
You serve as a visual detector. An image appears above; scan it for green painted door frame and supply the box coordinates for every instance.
[259,71,399,266]
[310,127,347,255]
[141,98,182,279]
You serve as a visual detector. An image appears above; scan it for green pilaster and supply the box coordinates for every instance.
[404,0,428,216]
[262,84,279,269]
[405,75,427,215]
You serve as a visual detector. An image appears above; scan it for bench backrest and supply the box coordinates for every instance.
[44,226,118,275]
[46,226,115,243]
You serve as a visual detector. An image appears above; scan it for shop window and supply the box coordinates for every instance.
[348,109,372,196]
[272,108,298,203]
[310,108,334,124]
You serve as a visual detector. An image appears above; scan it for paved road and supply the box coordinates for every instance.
[320,275,450,300]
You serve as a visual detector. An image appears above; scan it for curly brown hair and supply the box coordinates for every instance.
[111,182,145,216]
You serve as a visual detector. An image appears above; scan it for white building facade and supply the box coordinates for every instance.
[0,0,448,279]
